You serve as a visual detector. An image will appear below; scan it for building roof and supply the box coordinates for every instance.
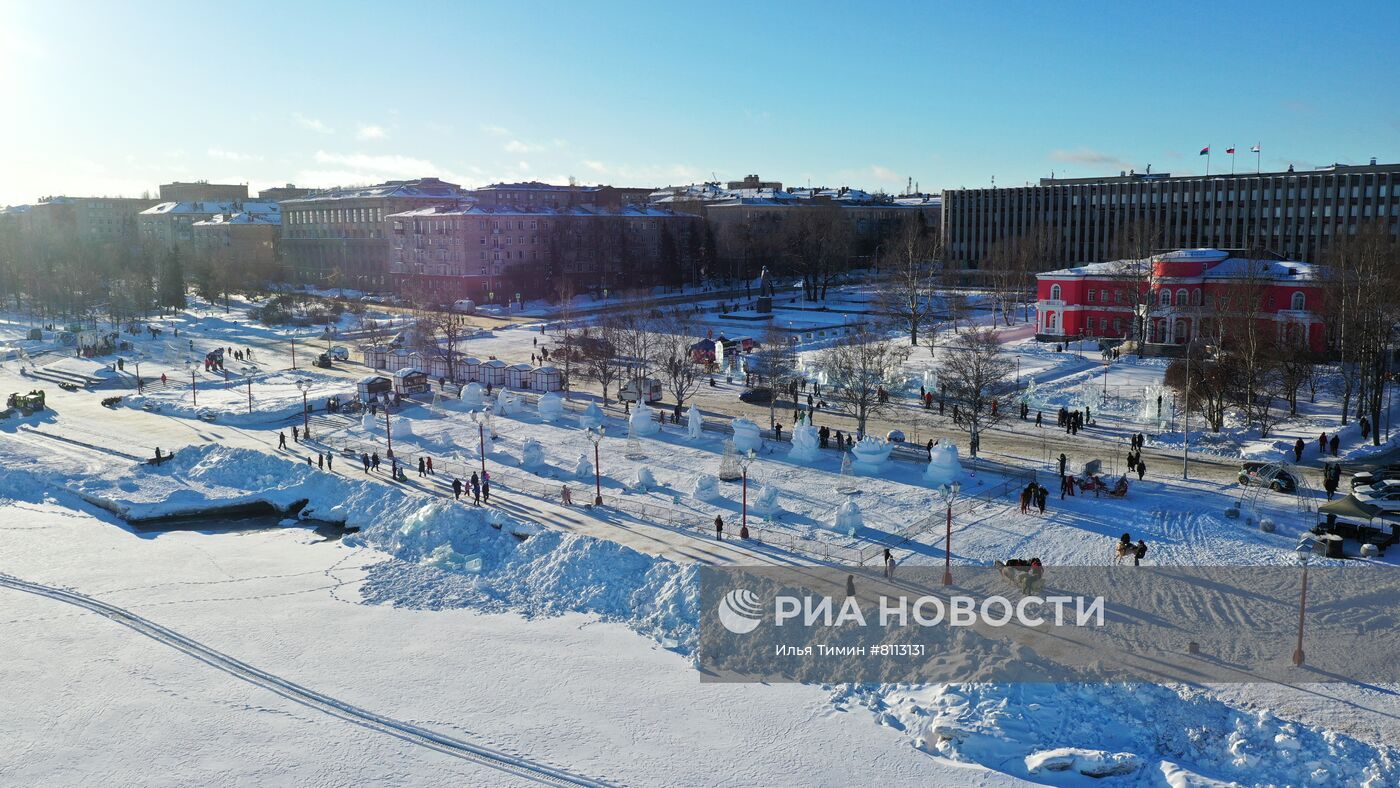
[192,211,282,227]
[281,178,466,204]
[1038,248,1324,282]
[475,181,606,194]
[141,200,279,216]
[386,203,698,219]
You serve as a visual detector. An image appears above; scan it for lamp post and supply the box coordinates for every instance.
[1293,540,1313,666]
[185,361,198,406]
[587,425,605,505]
[1102,353,1110,397]
[295,379,311,438]
[471,407,493,479]
[242,365,256,414]
[739,449,756,534]
[132,351,145,393]
[938,481,961,586]
[290,335,297,370]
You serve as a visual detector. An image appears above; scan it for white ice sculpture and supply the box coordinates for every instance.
[922,368,938,391]
[496,388,515,417]
[579,402,604,430]
[836,453,859,493]
[361,412,377,432]
[520,438,545,469]
[1019,377,1039,408]
[389,417,414,438]
[923,442,963,486]
[850,435,893,474]
[752,483,780,517]
[633,466,657,491]
[718,439,743,481]
[687,405,704,440]
[459,382,484,410]
[573,453,593,480]
[834,499,863,536]
[731,418,761,453]
[691,474,723,501]
[787,413,820,463]
[629,402,660,437]
[537,391,564,423]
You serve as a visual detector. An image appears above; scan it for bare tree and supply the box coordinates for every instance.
[581,316,624,404]
[816,328,910,438]
[747,326,799,428]
[877,217,942,345]
[941,290,971,334]
[782,204,853,301]
[1326,222,1399,443]
[1109,218,1164,357]
[549,280,583,399]
[936,328,1015,453]
[653,307,704,413]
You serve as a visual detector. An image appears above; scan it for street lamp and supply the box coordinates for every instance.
[587,425,605,505]
[295,379,312,438]
[185,360,198,406]
[471,406,494,480]
[242,365,257,414]
[1293,539,1313,666]
[937,481,961,586]
[132,351,145,393]
[290,334,297,370]
[738,449,756,534]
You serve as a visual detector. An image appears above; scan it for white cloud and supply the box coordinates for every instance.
[356,124,388,141]
[207,147,261,162]
[1050,147,1133,171]
[582,160,608,174]
[504,139,543,154]
[516,161,531,171]
[870,164,900,181]
[312,150,436,174]
[294,113,333,134]
[480,124,511,137]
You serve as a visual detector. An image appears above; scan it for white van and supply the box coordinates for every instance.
[452,299,477,314]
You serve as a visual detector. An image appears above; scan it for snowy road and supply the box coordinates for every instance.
[0,572,612,787]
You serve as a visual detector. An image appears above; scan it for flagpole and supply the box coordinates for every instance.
[1256,143,1261,174]
[1230,145,1236,175]
[1206,151,1210,177]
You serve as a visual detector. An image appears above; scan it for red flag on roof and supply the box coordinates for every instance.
[1226,147,1236,154]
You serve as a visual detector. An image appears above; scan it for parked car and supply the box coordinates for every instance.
[328,346,350,361]
[1238,461,1298,492]
[1353,479,1400,501]
[1350,464,1400,490]
[1353,488,1400,513]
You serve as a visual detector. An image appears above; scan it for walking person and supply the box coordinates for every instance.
[1133,539,1148,567]
[883,548,894,578]
[452,478,463,500]
[362,452,371,473]
[292,425,299,442]
[482,477,490,503]
[426,456,434,475]
[561,484,573,506]
[371,452,380,471]
[1020,484,1033,514]
[1293,437,1305,463]
[714,514,724,541]
[1137,459,1147,481]
[318,452,324,470]
[471,472,481,505]
[278,431,287,449]
[1036,484,1048,514]
[326,453,332,471]
[1318,432,1327,454]
[1330,433,1340,456]
[417,457,426,477]
[1058,453,1068,478]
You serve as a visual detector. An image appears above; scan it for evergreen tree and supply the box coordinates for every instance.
[158,248,187,310]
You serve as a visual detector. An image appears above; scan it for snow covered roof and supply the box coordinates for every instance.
[357,374,390,385]
[1037,248,1324,282]
[386,204,696,219]
[282,178,466,204]
[141,200,279,216]
[192,211,281,226]
[476,181,605,194]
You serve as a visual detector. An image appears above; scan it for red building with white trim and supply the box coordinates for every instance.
[1034,248,1327,353]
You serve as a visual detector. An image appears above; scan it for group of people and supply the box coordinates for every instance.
[1057,406,1089,436]
[1293,432,1342,462]
[1125,433,1148,480]
[1019,482,1050,514]
[450,472,489,505]
[1115,532,1149,566]
[1321,462,1343,500]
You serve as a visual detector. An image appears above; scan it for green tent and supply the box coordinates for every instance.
[1318,495,1381,521]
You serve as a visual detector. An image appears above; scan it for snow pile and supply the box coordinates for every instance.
[834,682,1399,786]
[520,438,545,469]
[833,499,862,535]
[389,417,414,438]
[360,412,377,432]
[751,483,780,517]
[495,388,517,417]
[459,382,484,410]
[633,466,657,492]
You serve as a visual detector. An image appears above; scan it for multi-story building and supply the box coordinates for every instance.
[386,203,703,302]
[257,184,313,202]
[159,181,249,202]
[280,177,467,288]
[470,181,628,210]
[25,196,157,247]
[1034,247,1327,353]
[191,211,282,278]
[944,161,1400,268]
[138,200,279,251]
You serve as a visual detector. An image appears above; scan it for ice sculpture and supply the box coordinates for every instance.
[923,442,963,485]
[731,417,761,453]
[787,413,820,463]
[850,435,893,474]
[834,499,863,536]
[579,401,604,430]
[629,402,660,437]
[536,391,563,422]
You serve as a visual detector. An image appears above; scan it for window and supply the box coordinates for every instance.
[1087,289,1097,303]
[1291,291,1305,310]
[1049,284,1061,300]
[1160,289,1171,306]
[1192,289,1202,306]
[1099,289,1108,303]
[1099,318,1108,331]
[1176,289,1188,307]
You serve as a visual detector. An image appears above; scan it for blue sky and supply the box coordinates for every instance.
[1,0,1397,205]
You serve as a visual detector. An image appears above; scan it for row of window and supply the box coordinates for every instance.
[1050,284,1307,311]
[287,208,383,225]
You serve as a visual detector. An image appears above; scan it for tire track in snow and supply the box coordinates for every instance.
[0,573,614,787]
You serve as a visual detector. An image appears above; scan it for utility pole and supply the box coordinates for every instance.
[1182,347,1191,480]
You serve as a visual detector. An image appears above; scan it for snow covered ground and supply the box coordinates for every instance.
[4,292,1400,786]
